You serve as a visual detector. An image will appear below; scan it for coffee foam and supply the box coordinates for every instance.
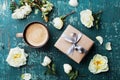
[25,23,48,47]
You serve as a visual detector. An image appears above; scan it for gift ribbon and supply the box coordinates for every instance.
[62,33,87,55]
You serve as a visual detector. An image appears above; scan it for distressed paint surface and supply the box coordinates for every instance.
[0,0,120,80]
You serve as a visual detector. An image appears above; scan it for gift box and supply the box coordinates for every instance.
[54,25,94,63]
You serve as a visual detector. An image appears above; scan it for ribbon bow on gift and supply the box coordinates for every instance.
[62,33,87,55]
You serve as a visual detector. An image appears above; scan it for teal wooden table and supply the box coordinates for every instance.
[0,0,120,80]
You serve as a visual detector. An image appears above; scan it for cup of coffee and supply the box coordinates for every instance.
[16,22,49,48]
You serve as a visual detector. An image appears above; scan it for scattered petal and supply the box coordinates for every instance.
[96,36,103,45]
[69,0,78,7]
[105,42,112,51]
[21,73,31,80]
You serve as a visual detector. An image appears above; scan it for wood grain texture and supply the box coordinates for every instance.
[0,0,120,80]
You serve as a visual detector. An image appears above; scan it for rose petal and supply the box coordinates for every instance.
[96,36,103,45]
[21,73,31,80]
[105,42,112,51]
[69,0,78,7]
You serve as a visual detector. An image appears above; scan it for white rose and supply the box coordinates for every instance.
[41,56,51,66]
[21,73,31,80]
[63,64,72,74]
[20,3,32,15]
[80,9,94,28]
[41,7,48,12]
[12,3,32,19]
[88,54,109,74]
[69,0,78,7]
[6,47,28,67]
[53,17,64,29]
[41,3,53,12]
[12,9,25,19]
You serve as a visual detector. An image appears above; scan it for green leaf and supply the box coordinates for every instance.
[72,71,78,80]
[44,63,56,75]
[68,71,79,80]
[96,25,99,30]
[52,63,56,72]
[44,68,53,75]
[21,74,25,80]
[10,1,17,12]
[97,16,100,20]
[93,10,102,29]
[69,74,75,80]
[51,63,56,75]
[68,71,75,80]
[68,71,74,77]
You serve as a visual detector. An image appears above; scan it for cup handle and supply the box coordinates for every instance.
[16,33,23,38]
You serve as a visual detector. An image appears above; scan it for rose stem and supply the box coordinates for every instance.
[61,11,76,20]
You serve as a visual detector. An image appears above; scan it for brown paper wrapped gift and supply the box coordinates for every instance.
[54,25,94,63]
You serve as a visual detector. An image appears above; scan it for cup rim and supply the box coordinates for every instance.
[23,22,49,48]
